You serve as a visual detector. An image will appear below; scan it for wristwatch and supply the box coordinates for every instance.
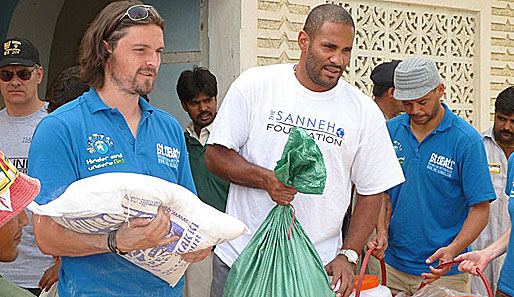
[339,249,359,264]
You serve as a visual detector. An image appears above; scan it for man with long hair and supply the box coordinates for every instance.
[28,1,210,296]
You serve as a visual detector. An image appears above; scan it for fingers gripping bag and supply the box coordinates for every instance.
[28,172,250,286]
[222,127,333,297]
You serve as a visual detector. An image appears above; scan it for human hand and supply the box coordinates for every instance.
[181,247,213,263]
[455,250,490,276]
[265,171,297,206]
[38,257,61,291]
[421,246,456,285]
[325,255,355,297]
[116,205,179,252]
[366,232,388,260]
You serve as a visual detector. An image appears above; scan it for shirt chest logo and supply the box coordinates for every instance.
[156,143,180,169]
[85,133,125,171]
[87,133,114,155]
[426,152,455,177]
[266,109,346,147]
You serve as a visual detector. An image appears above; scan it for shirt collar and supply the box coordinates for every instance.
[85,88,154,115]
[400,102,453,133]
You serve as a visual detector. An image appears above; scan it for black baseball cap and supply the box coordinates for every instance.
[370,60,401,88]
[0,37,40,69]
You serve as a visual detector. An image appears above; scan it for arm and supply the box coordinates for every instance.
[423,200,490,281]
[456,227,511,275]
[33,206,177,257]
[205,144,297,205]
[325,193,382,297]
[366,193,391,259]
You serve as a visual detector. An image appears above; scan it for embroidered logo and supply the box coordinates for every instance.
[3,40,21,56]
[426,152,455,178]
[87,134,114,155]
[393,140,405,165]
[156,143,180,169]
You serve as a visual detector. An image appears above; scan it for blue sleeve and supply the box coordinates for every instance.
[28,116,80,204]
[505,154,514,196]
[175,124,197,195]
[461,139,496,205]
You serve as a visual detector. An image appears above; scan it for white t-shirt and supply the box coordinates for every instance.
[208,63,404,267]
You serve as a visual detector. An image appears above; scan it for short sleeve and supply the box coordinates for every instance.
[351,112,405,195]
[175,124,197,195]
[207,78,252,152]
[460,140,496,205]
[28,116,80,204]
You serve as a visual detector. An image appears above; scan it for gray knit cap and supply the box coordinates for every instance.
[394,56,440,101]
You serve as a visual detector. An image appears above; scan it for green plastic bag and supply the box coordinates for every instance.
[222,205,335,297]
[274,126,326,194]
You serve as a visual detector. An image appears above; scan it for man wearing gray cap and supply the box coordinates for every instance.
[370,60,404,120]
[367,56,494,294]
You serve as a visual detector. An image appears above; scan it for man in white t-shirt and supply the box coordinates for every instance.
[205,4,405,297]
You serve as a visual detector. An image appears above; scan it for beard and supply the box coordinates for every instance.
[109,55,157,96]
[304,45,343,89]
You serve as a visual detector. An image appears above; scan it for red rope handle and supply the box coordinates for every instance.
[417,260,493,297]
[287,204,296,241]
[356,247,387,297]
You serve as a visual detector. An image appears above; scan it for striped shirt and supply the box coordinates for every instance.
[471,127,510,295]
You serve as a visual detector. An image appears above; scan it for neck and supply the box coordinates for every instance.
[5,98,44,117]
[294,63,331,92]
[97,81,142,137]
[97,81,141,120]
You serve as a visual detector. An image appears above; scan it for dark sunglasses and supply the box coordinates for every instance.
[117,5,161,24]
[0,68,36,82]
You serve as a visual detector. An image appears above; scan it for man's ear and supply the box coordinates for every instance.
[103,40,113,55]
[36,66,44,85]
[180,100,188,112]
[298,30,310,52]
[387,87,395,99]
[436,83,445,98]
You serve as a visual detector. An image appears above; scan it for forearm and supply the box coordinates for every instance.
[205,144,272,190]
[376,193,391,235]
[448,201,489,256]
[33,214,109,257]
[483,227,511,261]
[343,193,382,253]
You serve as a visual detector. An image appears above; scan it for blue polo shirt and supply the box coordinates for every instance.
[499,155,514,296]
[385,103,495,276]
[28,89,196,297]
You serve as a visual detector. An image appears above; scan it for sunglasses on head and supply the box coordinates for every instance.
[0,68,36,82]
[117,4,161,24]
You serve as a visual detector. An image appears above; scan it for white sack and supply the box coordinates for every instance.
[28,172,250,286]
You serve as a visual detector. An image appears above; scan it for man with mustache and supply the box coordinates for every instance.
[27,1,211,296]
[367,56,494,294]
[204,4,404,297]
[471,86,514,295]
[0,37,58,296]
[176,67,229,297]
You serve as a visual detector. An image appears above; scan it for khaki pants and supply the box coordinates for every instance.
[184,251,214,297]
[385,263,470,295]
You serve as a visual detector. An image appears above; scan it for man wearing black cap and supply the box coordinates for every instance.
[0,37,58,295]
[370,60,404,120]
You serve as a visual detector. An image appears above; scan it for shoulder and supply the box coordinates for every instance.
[335,80,385,121]
[150,107,181,128]
[448,112,483,145]
[233,64,291,87]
